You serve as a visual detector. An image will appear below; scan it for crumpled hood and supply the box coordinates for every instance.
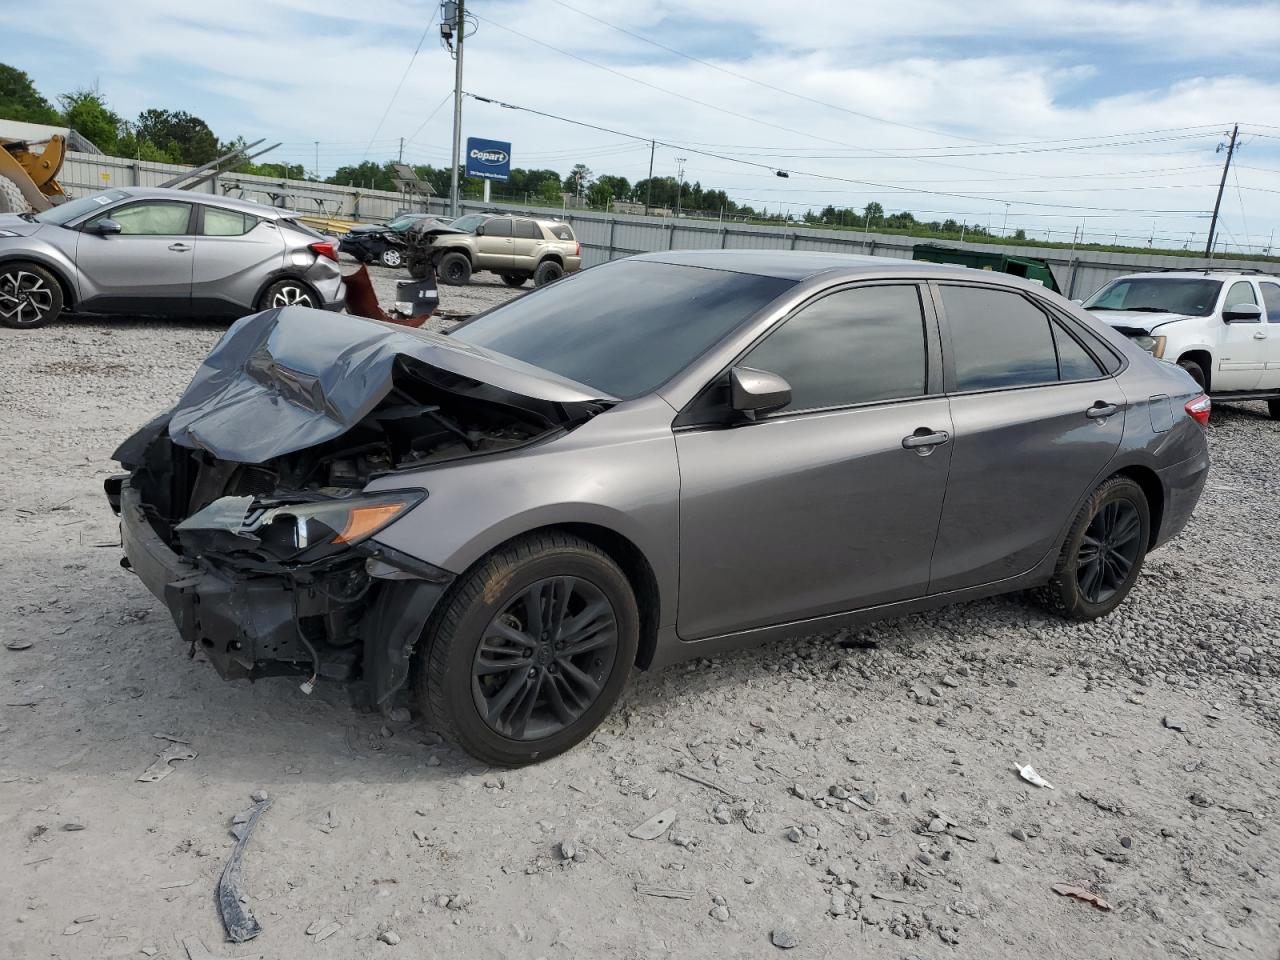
[0,214,47,238]
[1089,309,1194,334]
[165,306,613,464]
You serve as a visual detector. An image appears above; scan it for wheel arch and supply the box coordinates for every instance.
[1110,464,1165,550]
[1174,347,1213,391]
[0,254,76,308]
[538,252,565,267]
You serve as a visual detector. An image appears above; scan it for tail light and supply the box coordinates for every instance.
[1184,393,1211,427]
[309,241,338,262]
[575,242,581,256]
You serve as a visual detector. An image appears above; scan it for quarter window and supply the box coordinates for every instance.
[548,223,574,241]
[1261,282,1280,323]
[941,286,1059,391]
[742,285,928,412]
[91,201,191,236]
[202,207,258,236]
[1051,322,1104,380]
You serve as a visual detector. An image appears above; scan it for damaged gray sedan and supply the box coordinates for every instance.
[108,250,1209,765]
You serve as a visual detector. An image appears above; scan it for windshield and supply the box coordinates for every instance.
[387,215,420,231]
[449,213,486,234]
[1084,277,1222,317]
[34,190,131,226]
[453,260,795,399]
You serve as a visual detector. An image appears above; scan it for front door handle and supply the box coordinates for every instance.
[902,429,950,453]
[168,242,192,252]
[1254,331,1268,340]
[1086,402,1119,419]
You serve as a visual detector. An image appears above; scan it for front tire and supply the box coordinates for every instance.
[1041,476,1150,620]
[415,533,639,766]
[379,247,403,268]
[1268,399,1280,421]
[437,252,472,286]
[258,279,317,310]
[0,262,64,328]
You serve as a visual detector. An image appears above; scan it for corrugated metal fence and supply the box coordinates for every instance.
[61,151,1276,300]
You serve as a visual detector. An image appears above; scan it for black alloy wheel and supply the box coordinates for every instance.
[1075,499,1144,604]
[472,576,619,741]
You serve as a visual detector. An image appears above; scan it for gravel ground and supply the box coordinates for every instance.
[1,279,1277,958]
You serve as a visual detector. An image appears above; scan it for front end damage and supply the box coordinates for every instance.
[107,306,611,710]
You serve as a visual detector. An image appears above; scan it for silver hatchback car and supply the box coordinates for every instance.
[108,251,1209,765]
[0,187,345,328]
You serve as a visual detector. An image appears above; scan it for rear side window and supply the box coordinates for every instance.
[743,285,927,411]
[514,219,540,239]
[547,223,574,241]
[202,207,258,236]
[1262,282,1280,323]
[484,218,512,237]
[941,285,1059,391]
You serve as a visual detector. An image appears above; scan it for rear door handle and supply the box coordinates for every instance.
[1086,402,1119,419]
[1254,331,1268,340]
[168,242,192,252]
[902,429,950,451]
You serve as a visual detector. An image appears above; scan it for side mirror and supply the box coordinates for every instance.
[1223,303,1262,323]
[474,225,485,236]
[729,366,792,418]
[87,218,122,235]
[1070,298,1084,305]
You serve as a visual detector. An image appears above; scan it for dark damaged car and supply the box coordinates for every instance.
[108,251,1210,765]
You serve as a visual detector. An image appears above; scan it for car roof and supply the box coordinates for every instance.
[1109,270,1277,281]
[106,186,296,219]
[631,248,975,282]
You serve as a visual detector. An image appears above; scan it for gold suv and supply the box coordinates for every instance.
[406,213,582,288]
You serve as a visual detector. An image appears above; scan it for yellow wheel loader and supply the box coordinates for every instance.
[0,134,67,213]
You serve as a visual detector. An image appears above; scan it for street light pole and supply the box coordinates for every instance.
[674,157,686,216]
[448,0,466,218]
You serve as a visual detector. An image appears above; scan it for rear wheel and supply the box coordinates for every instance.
[1268,399,1280,421]
[533,259,564,287]
[1040,476,1150,620]
[500,272,527,288]
[379,247,403,268]
[258,279,317,310]
[407,257,430,280]
[415,533,638,766]
[0,262,63,329]
[438,252,472,286]
[1178,358,1207,390]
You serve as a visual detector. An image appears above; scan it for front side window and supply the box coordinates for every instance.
[1084,277,1222,317]
[90,201,191,236]
[449,213,485,233]
[942,285,1059,391]
[454,260,794,399]
[1224,281,1258,316]
[202,207,258,237]
[483,218,512,238]
[742,285,928,412]
[1261,282,1280,323]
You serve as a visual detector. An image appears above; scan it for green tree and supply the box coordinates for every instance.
[586,179,613,209]
[58,89,122,153]
[862,201,884,227]
[328,160,395,191]
[562,163,593,196]
[131,109,219,164]
[0,64,60,124]
[1013,228,1027,240]
[537,179,563,205]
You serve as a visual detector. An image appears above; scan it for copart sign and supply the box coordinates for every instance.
[465,137,512,181]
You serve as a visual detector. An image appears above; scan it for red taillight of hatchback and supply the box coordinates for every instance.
[1185,393,1211,427]
[309,241,338,262]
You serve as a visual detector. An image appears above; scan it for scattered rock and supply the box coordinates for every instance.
[62,822,85,832]
[386,706,411,723]
[1162,716,1188,732]
[709,904,730,922]
[378,930,401,945]
[829,892,847,916]
[250,789,269,803]
[784,825,803,843]
[1120,836,1133,849]
[941,674,960,688]
[1011,828,1028,842]
[771,928,799,949]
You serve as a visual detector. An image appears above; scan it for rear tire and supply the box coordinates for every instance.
[258,279,317,310]
[1268,399,1280,421]
[415,533,639,766]
[533,259,564,287]
[0,261,63,328]
[407,257,430,280]
[1178,358,1207,390]
[500,272,527,288]
[0,175,28,214]
[1040,476,1150,621]
[438,252,472,286]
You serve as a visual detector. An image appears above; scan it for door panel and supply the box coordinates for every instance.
[1214,280,1265,390]
[74,200,195,312]
[930,380,1124,592]
[511,219,542,271]
[676,398,954,639]
[475,218,514,270]
[1256,281,1280,389]
[192,213,284,313]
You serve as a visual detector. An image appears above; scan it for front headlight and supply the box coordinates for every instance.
[1132,335,1166,359]
[256,491,425,559]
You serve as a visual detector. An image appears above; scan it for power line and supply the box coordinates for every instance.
[465,92,1216,215]
[360,11,439,161]
[405,91,454,148]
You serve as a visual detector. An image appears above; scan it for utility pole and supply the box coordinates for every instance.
[446,0,466,218]
[674,157,686,216]
[1002,202,1010,238]
[314,141,319,180]
[399,137,404,163]
[1205,123,1238,257]
[644,140,655,216]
